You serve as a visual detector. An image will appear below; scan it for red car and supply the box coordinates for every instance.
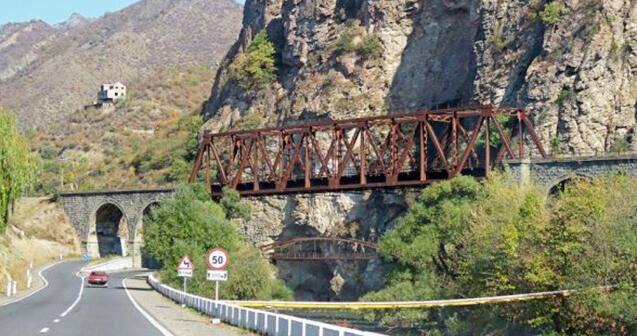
[87,271,109,286]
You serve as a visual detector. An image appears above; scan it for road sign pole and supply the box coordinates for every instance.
[215,280,219,306]
[184,277,187,293]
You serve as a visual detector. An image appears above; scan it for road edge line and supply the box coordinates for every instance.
[59,272,85,317]
[0,260,67,307]
[123,277,175,336]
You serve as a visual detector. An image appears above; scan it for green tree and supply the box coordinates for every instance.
[230,30,277,91]
[0,111,36,234]
[540,1,565,25]
[143,183,291,300]
[365,174,637,335]
[167,115,203,182]
[220,187,251,220]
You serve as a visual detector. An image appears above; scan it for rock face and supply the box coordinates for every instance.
[204,0,637,155]
[201,0,637,299]
[241,189,416,300]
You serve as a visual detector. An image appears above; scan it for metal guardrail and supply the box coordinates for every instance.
[147,274,386,336]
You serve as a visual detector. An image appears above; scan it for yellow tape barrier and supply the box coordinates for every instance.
[229,287,609,310]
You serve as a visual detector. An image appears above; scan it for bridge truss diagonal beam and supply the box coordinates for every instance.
[190,105,547,196]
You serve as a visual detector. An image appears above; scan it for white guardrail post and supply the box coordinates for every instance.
[147,274,385,336]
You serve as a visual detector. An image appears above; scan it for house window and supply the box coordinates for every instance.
[115,93,118,96]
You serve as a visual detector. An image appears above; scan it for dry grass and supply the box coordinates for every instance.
[32,64,214,192]
[0,197,80,290]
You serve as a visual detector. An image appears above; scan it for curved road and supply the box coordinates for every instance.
[0,260,165,335]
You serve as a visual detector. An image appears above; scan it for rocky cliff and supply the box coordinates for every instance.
[242,189,416,300]
[201,0,637,299]
[204,0,637,155]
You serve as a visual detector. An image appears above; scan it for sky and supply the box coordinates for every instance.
[0,0,143,26]
[0,0,246,26]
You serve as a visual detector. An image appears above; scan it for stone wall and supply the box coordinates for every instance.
[505,155,637,194]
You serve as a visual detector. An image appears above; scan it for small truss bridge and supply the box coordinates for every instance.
[259,237,380,261]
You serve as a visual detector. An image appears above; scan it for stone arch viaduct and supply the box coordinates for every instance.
[60,189,174,267]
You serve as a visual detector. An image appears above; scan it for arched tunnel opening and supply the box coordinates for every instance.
[95,203,128,257]
[141,202,162,269]
[548,177,586,198]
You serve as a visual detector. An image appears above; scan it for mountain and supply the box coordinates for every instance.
[0,20,57,82]
[203,0,637,156]
[54,13,94,30]
[0,0,243,129]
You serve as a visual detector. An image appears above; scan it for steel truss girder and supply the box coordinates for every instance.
[190,105,547,196]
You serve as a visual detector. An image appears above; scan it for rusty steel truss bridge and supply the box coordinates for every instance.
[190,105,548,196]
[260,237,380,261]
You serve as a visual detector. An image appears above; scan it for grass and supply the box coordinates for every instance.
[0,197,80,291]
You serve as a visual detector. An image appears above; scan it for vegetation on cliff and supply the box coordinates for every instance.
[364,175,637,335]
[143,183,292,300]
[230,30,277,92]
[0,111,35,234]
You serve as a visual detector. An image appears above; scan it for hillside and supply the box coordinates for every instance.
[203,0,637,156]
[1,197,80,291]
[0,0,242,130]
[31,65,214,193]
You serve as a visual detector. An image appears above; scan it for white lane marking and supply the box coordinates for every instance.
[123,277,174,336]
[0,260,67,307]
[59,272,85,318]
[53,319,60,323]
[39,328,49,333]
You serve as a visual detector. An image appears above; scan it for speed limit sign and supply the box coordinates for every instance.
[206,248,230,270]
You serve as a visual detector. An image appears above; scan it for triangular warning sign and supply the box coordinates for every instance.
[177,254,194,270]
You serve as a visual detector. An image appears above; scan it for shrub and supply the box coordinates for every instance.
[143,183,291,300]
[334,21,383,61]
[551,135,562,155]
[540,1,565,25]
[610,137,631,153]
[230,30,277,91]
[557,88,575,103]
[220,187,251,220]
[335,29,358,55]
[356,34,383,60]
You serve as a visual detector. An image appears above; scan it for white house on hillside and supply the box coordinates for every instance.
[97,82,126,102]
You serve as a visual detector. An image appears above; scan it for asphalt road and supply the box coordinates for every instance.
[0,260,166,336]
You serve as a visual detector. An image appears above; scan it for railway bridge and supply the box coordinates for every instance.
[58,106,637,264]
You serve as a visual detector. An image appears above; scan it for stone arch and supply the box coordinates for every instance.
[92,201,130,257]
[136,201,161,238]
[547,173,592,197]
[138,201,162,269]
